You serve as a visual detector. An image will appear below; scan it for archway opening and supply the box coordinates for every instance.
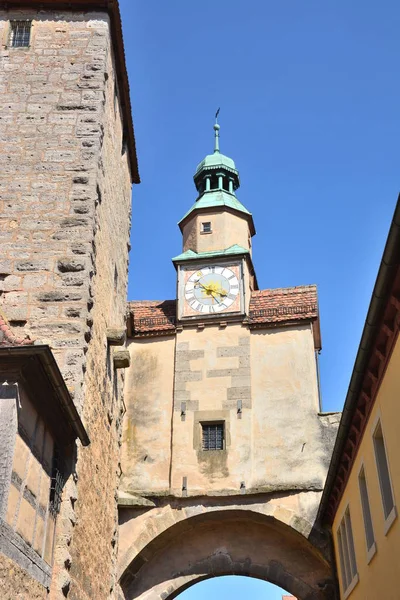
[176,575,293,600]
[119,506,334,600]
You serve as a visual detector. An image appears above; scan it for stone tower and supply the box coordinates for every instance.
[119,122,340,599]
[0,1,138,599]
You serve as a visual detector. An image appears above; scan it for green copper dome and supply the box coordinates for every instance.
[194,151,238,178]
[193,122,240,195]
[178,116,254,235]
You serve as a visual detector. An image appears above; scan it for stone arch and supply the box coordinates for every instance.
[118,505,336,600]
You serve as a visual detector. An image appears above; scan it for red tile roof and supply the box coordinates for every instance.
[128,285,319,341]
[248,285,318,325]
[0,314,33,347]
[128,300,177,336]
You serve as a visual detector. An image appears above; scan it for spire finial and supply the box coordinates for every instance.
[214,107,220,153]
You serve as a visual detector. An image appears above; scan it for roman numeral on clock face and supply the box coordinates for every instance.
[190,300,201,311]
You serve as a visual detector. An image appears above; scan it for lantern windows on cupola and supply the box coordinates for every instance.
[193,121,240,197]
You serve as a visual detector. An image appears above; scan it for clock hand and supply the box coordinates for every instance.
[210,291,222,304]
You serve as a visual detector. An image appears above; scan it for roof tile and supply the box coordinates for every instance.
[129,300,176,336]
[128,285,318,337]
[248,285,318,326]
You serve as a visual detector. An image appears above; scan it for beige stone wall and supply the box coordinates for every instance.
[121,336,176,494]
[122,322,337,498]
[0,553,47,600]
[0,9,132,600]
[251,325,329,490]
[182,210,252,255]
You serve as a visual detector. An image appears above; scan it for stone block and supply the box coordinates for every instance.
[22,274,48,290]
[175,371,203,383]
[114,351,131,369]
[227,387,252,400]
[217,345,250,358]
[106,328,126,346]
[57,258,86,273]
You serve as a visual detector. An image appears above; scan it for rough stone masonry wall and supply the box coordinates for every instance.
[0,10,132,600]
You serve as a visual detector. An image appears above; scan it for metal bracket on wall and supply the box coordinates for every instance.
[181,402,186,421]
[237,399,242,419]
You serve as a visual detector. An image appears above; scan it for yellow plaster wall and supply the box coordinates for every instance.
[333,335,400,600]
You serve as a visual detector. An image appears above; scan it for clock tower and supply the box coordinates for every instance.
[173,119,257,320]
[124,114,330,525]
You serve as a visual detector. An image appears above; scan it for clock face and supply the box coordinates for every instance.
[183,265,241,315]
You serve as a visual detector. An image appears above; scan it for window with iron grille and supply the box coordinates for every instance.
[49,446,64,516]
[202,422,224,451]
[201,221,212,233]
[9,20,32,48]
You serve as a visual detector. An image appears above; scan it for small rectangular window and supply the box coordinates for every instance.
[337,507,358,596]
[202,423,224,451]
[201,222,212,233]
[373,420,396,528]
[9,20,32,48]
[358,467,375,556]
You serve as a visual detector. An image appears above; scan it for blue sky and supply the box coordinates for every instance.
[119,1,399,596]
[177,576,287,600]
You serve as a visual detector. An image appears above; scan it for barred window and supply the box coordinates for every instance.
[49,446,64,516]
[9,20,32,48]
[202,423,224,451]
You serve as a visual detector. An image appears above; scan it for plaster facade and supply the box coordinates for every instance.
[182,210,252,255]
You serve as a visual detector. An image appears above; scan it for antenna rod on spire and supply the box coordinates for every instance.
[214,108,220,153]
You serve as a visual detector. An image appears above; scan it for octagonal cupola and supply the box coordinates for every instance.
[193,121,240,197]
[177,116,256,260]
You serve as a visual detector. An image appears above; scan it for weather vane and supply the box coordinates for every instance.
[214,108,220,152]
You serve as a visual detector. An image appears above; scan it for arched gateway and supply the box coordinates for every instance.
[118,120,340,600]
[118,502,335,600]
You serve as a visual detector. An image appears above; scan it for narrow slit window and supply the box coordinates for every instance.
[358,467,375,553]
[202,423,224,451]
[336,507,358,595]
[373,420,395,521]
[201,222,212,234]
[9,20,32,48]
